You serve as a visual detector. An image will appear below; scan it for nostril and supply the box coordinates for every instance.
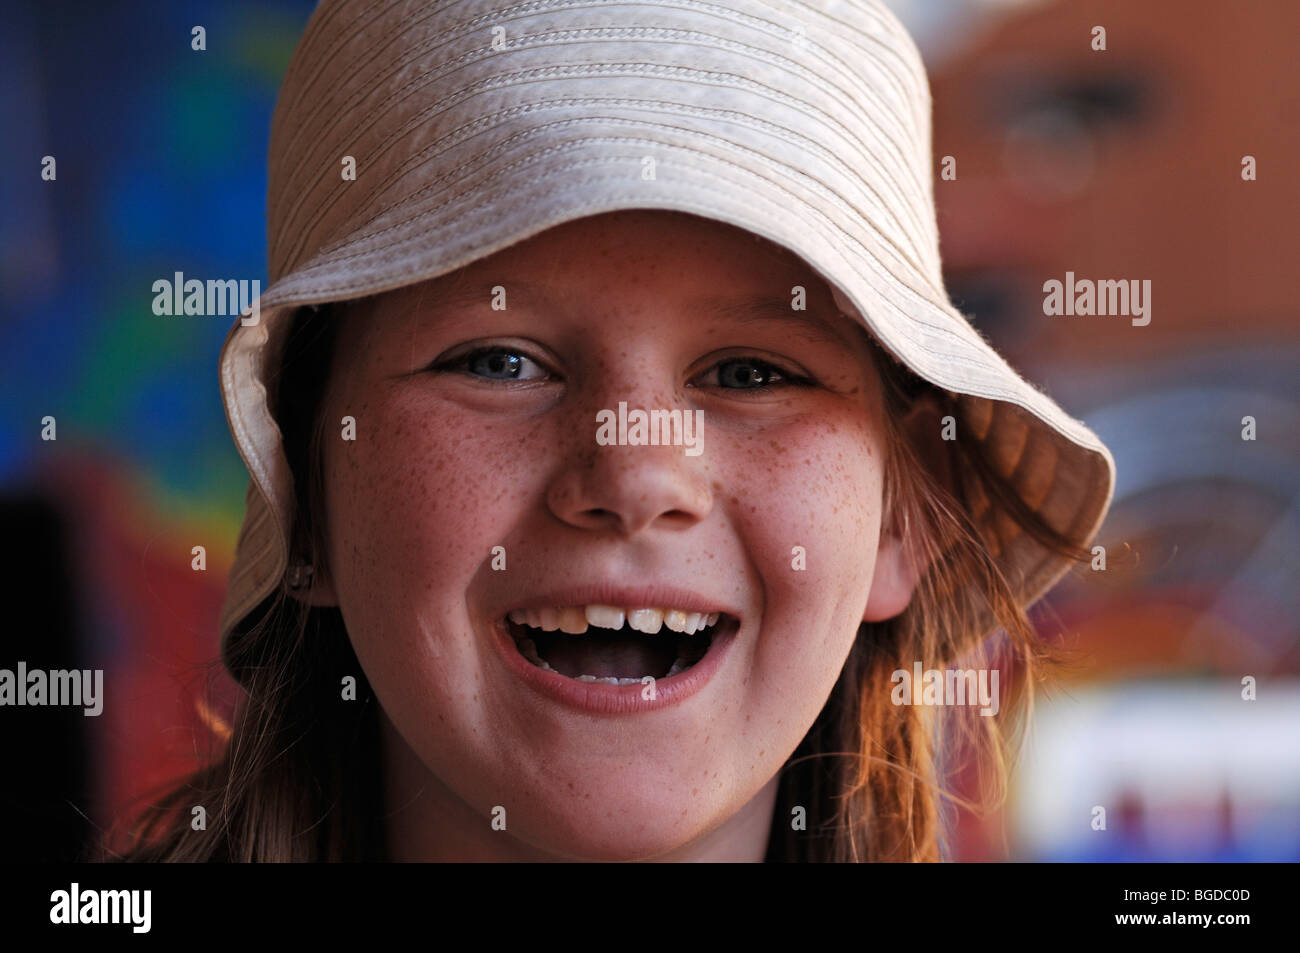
[582,507,617,525]
[658,509,698,526]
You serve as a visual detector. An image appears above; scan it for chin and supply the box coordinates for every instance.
[505,787,721,862]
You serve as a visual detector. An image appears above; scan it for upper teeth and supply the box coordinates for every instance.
[507,605,721,635]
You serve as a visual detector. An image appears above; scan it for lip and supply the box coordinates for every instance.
[489,586,741,715]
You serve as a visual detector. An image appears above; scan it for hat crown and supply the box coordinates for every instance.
[265,0,942,294]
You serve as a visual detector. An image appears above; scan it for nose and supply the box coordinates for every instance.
[546,399,713,537]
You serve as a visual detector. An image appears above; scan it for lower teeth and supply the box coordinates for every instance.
[576,675,646,686]
[515,635,700,682]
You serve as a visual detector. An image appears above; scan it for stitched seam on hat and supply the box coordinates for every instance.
[298,124,934,296]
[289,99,929,283]
[281,67,922,262]
[287,182,807,298]
[274,54,925,266]
[1014,448,1111,607]
[275,0,407,126]
[271,26,925,260]
[276,0,917,170]
[276,40,915,210]
[276,0,415,124]
[541,0,913,63]
[321,145,943,339]
[276,0,470,160]
[507,26,912,137]
[278,76,921,275]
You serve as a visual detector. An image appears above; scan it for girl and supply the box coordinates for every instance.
[110,0,1114,862]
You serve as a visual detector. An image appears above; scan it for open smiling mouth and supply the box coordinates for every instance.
[505,606,735,685]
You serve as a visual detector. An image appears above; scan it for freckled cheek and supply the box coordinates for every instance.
[324,400,535,602]
[734,422,882,698]
[727,423,883,583]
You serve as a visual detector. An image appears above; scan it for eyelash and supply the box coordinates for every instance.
[432,346,814,390]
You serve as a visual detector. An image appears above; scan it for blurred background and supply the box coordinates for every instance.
[1,0,1296,861]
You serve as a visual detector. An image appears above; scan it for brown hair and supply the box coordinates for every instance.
[105,301,1089,862]
[765,350,1088,861]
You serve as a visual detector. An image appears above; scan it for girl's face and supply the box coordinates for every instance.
[315,209,916,860]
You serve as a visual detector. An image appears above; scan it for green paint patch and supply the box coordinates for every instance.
[234,8,311,86]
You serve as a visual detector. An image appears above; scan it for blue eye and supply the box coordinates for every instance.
[443,347,547,381]
[430,348,807,389]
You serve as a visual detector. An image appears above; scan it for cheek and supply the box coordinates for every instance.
[727,412,883,597]
[321,389,531,643]
[724,411,883,713]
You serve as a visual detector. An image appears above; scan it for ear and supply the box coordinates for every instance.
[862,392,955,622]
[284,559,340,607]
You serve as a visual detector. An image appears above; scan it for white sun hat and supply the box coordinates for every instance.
[217,0,1115,679]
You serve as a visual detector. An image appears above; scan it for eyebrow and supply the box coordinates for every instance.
[402,280,500,316]
[685,293,854,348]
[409,281,854,347]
